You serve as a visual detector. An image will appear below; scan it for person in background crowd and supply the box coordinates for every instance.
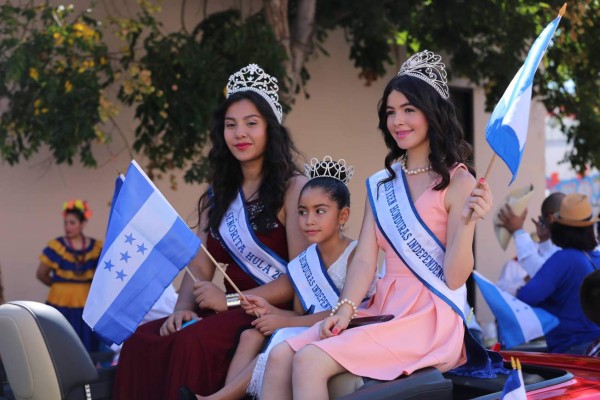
[37,199,103,352]
[496,192,564,295]
[518,194,600,354]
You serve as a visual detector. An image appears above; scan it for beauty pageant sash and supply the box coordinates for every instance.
[218,190,287,285]
[288,243,341,314]
[367,164,467,317]
[248,244,344,396]
[367,164,506,378]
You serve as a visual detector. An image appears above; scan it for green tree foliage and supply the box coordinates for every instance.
[115,7,286,182]
[0,3,116,166]
[0,0,598,181]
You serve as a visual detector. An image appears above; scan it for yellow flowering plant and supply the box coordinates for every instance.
[0,3,116,167]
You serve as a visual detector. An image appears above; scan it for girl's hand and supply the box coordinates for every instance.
[159,310,200,336]
[193,281,227,312]
[319,314,350,339]
[241,294,272,316]
[463,178,493,223]
[251,314,288,336]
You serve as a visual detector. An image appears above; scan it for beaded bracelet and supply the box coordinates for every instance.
[330,298,358,319]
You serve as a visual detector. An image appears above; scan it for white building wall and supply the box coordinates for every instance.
[0,2,549,332]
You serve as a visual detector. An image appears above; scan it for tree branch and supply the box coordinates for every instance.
[181,0,188,33]
[290,0,316,89]
[263,0,316,104]
[263,0,291,54]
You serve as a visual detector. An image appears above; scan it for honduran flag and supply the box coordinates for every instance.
[485,7,564,184]
[473,271,559,349]
[501,358,527,400]
[83,160,201,345]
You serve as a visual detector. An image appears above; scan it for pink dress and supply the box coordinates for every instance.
[287,171,467,380]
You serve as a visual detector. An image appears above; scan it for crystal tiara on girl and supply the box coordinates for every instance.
[304,156,355,186]
[397,50,449,100]
[226,64,283,123]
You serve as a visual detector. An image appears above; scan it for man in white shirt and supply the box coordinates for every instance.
[496,192,564,295]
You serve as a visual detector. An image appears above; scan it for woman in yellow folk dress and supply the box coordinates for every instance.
[37,199,103,352]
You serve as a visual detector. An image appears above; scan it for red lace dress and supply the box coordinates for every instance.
[112,201,289,400]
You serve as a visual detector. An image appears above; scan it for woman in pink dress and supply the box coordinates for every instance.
[262,50,504,400]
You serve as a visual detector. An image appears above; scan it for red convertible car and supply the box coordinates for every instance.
[499,351,600,399]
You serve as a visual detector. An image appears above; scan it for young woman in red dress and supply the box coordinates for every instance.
[112,64,309,400]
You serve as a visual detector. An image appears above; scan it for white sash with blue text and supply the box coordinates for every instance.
[367,164,467,319]
[247,245,340,397]
[218,190,287,285]
[288,244,340,314]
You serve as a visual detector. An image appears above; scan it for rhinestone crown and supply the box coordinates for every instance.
[397,50,449,99]
[304,156,354,186]
[226,64,283,123]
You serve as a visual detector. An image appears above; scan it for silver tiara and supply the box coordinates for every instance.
[304,156,354,186]
[397,50,449,99]
[226,64,283,123]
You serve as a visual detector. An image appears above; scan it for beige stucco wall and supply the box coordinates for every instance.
[0,2,547,329]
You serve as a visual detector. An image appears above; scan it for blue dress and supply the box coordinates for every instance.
[518,248,600,353]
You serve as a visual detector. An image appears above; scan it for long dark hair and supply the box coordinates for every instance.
[551,223,598,251]
[377,75,473,190]
[197,91,302,233]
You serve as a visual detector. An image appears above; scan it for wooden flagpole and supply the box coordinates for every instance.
[466,153,497,223]
[200,244,246,298]
[183,246,245,298]
[185,245,261,317]
[466,4,566,224]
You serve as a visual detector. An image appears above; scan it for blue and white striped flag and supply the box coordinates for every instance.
[83,160,201,345]
[486,10,564,184]
[106,173,124,233]
[501,358,527,400]
[473,271,559,349]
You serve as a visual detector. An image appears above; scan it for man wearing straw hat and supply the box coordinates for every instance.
[496,192,564,295]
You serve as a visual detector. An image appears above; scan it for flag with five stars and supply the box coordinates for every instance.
[473,271,558,349]
[83,160,200,345]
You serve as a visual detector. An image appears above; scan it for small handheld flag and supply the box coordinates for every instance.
[485,4,566,184]
[473,271,559,349]
[501,357,526,400]
[83,160,201,345]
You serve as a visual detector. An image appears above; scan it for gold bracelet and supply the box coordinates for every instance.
[226,293,241,308]
[330,298,358,319]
